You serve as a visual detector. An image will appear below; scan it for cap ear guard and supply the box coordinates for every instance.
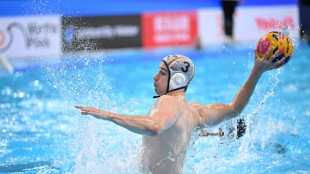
[169,73,186,90]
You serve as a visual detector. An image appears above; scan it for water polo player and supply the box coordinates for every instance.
[75,47,283,174]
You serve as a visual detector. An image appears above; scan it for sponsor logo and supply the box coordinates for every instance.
[63,25,140,44]
[63,25,76,44]
[0,20,59,54]
[153,15,191,43]
[142,11,197,48]
[255,16,295,30]
[62,15,142,51]
[76,25,139,39]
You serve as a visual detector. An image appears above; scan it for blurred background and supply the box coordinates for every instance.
[0,0,307,60]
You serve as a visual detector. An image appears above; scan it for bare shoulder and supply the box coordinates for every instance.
[189,102,212,115]
[155,95,178,110]
[189,102,231,128]
[189,102,208,127]
[189,102,205,112]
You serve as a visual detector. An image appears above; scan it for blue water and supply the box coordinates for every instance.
[0,43,310,173]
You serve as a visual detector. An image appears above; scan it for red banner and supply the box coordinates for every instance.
[142,11,197,48]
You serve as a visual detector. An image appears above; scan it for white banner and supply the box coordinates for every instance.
[198,5,299,47]
[0,16,61,59]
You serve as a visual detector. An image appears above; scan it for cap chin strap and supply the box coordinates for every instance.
[153,86,187,98]
[153,60,187,99]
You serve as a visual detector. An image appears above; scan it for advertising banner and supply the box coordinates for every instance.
[198,8,223,46]
[198,5,299,47]
[62,15,141,52]
[235,5,299,43]
[0,16,61,59]
[142,11,198,48]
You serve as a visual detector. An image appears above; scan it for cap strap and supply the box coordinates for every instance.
[162,60,170,94]
[153,86,188,99]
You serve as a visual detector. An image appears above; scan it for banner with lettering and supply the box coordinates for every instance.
[198,5,299,47]
[62,15,142,52]
[0,16,61,59]
[142,11,198,48]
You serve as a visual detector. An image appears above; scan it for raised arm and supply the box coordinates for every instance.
[194,47,283,127]
[74,95,181,137]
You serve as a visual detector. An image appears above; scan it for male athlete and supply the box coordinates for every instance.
[75,47,281,174]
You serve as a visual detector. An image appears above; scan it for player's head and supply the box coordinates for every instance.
[153,55,195,97]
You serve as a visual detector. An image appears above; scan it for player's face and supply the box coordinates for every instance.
[153,62,168,96]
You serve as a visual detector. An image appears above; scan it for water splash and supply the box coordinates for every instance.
[39,55,149,173]
[184,66,285,173]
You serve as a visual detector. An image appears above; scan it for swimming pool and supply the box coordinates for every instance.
[0,42,309,173]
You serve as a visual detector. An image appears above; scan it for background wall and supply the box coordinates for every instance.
[0,0,300,59]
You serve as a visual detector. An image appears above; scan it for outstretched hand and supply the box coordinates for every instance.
[74,105,110,120]
[254,46,284,73]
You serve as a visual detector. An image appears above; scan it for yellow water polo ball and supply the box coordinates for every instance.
[257,31,294,68]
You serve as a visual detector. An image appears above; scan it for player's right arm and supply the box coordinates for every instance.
[74,95,181,137]
[192,47,283,128]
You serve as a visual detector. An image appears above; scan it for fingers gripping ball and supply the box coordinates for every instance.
[257,31,294,68]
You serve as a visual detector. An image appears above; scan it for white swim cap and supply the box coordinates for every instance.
[162,54,195,93]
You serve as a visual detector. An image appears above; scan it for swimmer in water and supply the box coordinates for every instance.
[75,47,282,174]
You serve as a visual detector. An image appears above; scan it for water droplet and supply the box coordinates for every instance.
[2,87,11,95]
[34,80,39,86]
[19,92,24,98]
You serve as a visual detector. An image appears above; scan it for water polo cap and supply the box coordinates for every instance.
[153,55,195,98]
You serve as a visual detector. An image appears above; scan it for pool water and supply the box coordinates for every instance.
[0,43,309,173]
